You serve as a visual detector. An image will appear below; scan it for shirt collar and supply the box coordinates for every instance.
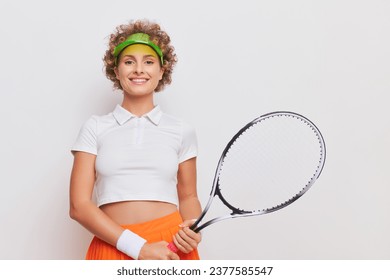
[145,105,163,125]
[113,104,162,126]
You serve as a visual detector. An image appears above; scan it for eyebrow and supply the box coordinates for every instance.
[121,54,157,59]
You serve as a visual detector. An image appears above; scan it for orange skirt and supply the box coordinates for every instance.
[85,211,200,260]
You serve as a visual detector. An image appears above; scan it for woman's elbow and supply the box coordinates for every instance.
[69,204,78,221]
[69,201,85,222]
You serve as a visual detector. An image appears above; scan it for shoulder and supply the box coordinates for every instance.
[78,115,98,132]
[159,112,198,162]
[80,110,117,133]
[160,111,196,135]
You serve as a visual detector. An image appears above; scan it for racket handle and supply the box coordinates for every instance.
[167,242,178,253]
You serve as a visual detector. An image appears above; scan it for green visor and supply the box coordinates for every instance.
[113,33,164,65]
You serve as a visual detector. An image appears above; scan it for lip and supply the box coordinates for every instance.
[129,78,149,84]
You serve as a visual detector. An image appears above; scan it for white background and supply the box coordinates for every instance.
[0,0,389,259]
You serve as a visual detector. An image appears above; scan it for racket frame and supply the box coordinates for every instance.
[191,111,326,232]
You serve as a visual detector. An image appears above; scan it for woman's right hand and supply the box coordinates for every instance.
[138,241,180,260]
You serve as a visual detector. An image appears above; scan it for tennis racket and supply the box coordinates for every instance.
[168,111,326,252]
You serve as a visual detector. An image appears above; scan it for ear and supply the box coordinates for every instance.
[114,67,120,80]
[158,67,164,81]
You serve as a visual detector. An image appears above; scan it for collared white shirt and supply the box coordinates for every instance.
[71,104,197,207]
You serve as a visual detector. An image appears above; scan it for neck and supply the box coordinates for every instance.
[121,93,155,116]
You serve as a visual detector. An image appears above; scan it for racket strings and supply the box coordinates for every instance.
[218,114,325,213]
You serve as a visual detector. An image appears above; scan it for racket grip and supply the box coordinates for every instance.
[167,242,178,253]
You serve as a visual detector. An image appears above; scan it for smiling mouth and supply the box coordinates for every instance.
[130,78,148,84]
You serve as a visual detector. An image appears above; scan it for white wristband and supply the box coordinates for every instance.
[116,229,147,260]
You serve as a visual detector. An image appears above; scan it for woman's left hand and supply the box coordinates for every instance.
[173,219,202,253]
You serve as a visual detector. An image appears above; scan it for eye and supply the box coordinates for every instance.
[145,60,155,65]
[124,60,135,65]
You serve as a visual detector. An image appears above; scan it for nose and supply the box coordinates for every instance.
[134,62,144,74]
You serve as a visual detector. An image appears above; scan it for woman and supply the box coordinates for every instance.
[69,19,202,260]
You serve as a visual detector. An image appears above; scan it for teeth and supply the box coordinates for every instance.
[131,79,147,83]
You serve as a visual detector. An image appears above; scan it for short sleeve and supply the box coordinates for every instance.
[178,122,198,163]
[71,116,98,155]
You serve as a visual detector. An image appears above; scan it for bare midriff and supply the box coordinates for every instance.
[100,200,178,225]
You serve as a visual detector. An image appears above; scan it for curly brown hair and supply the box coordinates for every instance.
[103,19,177,92]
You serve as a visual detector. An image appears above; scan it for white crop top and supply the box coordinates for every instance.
[71,104,198,207]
